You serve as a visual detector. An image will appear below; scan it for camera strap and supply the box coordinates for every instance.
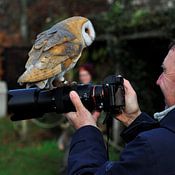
[103,112,113,160]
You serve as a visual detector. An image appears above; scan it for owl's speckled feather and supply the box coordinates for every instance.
[18,16,95,89]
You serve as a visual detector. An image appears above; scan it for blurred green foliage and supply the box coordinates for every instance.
[94,1,175,36]
[0,118,64,175]
[0,117,119,174]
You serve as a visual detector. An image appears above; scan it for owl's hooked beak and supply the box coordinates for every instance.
[82,20,96,46]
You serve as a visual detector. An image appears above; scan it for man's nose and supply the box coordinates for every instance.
[156,74,162,85]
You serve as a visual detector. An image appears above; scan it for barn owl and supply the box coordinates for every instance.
[18,16,95,89]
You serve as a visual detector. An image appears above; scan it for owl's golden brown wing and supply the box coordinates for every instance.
[18,24,83,83]
[18,40,83,83]
[25,24,76,69]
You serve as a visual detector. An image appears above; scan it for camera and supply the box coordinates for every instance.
[8,75,125,121]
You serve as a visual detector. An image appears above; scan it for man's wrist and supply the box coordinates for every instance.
[76,123,97,130]
[125,110,142,126]
[117,110,141,127]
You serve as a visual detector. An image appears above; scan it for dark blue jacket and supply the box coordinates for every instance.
[68,109,175,175]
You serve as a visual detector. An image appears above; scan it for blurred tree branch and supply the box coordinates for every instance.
[20,0,28,44]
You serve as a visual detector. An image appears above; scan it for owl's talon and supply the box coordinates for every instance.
[63,80,68,84]
[71,81,77,85]
[59,77,65,82]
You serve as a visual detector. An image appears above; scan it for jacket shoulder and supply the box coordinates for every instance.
[139,127,173,139]
[137,127,175,150]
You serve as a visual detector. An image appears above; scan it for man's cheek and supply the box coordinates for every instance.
[171,76,175,84]
[162,79,175,102]
[164,74,175,92]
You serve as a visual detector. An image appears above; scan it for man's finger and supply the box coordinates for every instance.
[124,79,135,95]
[64,112,76,126]
[64,112,76,119]
[92,111,101,121]
[69,91,85,111]
[124,79,131,90]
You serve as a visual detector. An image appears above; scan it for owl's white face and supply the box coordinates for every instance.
[82,20,95,46]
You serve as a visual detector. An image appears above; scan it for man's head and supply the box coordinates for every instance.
[156,42,175,107]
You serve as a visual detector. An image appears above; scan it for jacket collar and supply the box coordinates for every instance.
[160,109,175,133]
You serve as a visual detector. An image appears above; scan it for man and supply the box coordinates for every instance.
[65,43,175,175]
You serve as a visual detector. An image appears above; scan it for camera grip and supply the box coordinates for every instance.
[115,85,125,108]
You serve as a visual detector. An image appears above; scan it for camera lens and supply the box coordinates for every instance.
[54,84,104,113]
[8,75,125,121]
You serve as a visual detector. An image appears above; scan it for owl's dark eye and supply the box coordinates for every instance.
[85,28,89,34]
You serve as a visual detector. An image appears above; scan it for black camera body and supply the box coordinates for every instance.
[8,75,125,121]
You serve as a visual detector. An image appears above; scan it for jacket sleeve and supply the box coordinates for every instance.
[68,125,108,175]
[67,112,159,175]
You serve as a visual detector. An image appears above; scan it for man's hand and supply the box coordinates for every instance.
[65,91,100,130]
[116,79,141,127]
[65,80,141,129]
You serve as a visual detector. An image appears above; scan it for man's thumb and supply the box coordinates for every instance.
[69,91,84,111]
